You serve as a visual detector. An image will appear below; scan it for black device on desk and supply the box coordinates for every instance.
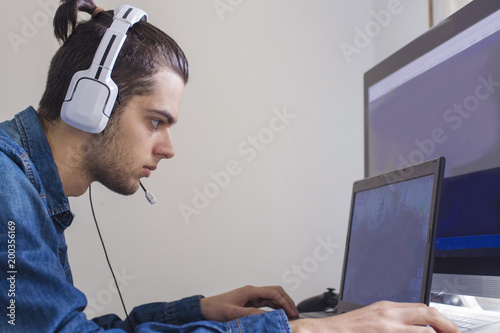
[297,288,338,313]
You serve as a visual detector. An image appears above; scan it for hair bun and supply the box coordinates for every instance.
[53,0,99,42]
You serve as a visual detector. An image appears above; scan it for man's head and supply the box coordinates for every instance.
[39,0,189,123]
[38,0,189,196]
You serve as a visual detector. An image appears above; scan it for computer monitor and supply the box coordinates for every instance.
[364,0,500,299]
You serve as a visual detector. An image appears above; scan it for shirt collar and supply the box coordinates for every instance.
[15,107,73,226]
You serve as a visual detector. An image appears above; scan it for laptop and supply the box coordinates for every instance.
[300,157,445,318]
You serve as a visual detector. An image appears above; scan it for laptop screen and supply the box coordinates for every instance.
[341,174,435,306]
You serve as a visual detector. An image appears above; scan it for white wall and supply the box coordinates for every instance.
[372,0,429,64]
[0,0,427,319]
[432,0,472,27]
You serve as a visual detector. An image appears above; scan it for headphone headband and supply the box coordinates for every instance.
[61,5,148,133]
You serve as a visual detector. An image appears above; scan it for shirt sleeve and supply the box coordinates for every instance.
[136,310,292,333]
[0,153,292,333]
[92,296,206,329]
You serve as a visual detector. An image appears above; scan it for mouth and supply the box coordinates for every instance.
[143,165,157,177]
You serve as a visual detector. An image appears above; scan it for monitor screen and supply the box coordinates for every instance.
[364,0,500,298]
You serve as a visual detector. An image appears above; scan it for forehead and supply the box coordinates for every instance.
[127,69,185,118]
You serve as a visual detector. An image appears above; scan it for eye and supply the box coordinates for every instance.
[151,119,162,129]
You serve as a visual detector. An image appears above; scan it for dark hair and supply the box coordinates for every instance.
[38,0,189,122]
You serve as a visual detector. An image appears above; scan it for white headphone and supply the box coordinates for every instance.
[61,4,148,133]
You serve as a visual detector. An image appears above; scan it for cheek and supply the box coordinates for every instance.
[117,116,159,160]
[117,128,151,159]
[130,135,154,156]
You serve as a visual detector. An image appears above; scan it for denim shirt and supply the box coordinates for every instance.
[0,107,292,333]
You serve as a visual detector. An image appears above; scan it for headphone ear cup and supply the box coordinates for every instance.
[60,5,147,133]
[61,68,118,133]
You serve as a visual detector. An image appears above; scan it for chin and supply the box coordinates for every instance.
[101,179,140,196]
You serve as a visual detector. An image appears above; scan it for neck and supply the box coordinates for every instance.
[41,118,93,197]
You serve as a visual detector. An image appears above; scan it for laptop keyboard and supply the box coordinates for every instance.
[432,303,500,332]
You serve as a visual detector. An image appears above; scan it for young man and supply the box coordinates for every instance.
[0,1,459,332]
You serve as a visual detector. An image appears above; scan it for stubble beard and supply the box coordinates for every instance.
[83,120,140,196]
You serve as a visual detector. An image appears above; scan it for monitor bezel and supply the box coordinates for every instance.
[364,0,500,177]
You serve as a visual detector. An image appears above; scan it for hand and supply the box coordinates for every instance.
[289,301,460,333]
[200,285,300,322]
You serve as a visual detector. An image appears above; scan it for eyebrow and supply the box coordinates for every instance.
[144,109,177,125]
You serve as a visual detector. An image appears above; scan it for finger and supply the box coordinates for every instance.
[255,286,297,310]
[246,299,281,310]
[419,307,459,333]
[244,285,299,318]
[264,286,298,313]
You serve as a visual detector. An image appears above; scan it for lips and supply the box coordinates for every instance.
[143,165,157,177]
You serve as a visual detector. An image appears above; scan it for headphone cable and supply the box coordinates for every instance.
[89,184,133,332]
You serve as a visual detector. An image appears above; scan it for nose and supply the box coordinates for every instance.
[155,129,175,159]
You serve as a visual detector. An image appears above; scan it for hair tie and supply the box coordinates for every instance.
[92,6,105,17]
